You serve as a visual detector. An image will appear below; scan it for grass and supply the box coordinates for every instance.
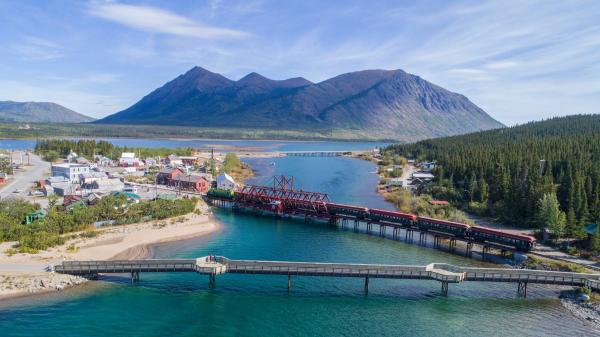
[523,255,590,273]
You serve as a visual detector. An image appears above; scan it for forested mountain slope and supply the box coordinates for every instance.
[386,114,600,234]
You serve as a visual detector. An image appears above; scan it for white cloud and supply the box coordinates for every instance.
[88,2,248,39]
[12,36,64,61]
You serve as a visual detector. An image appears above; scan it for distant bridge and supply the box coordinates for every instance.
[53,256,600,297]
[283,151,349,157]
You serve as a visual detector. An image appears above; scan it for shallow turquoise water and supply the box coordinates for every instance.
[0,156,597,336]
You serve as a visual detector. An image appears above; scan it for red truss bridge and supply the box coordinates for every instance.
[235,176,330,217]
[206,176,536,255]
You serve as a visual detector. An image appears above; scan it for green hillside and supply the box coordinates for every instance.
[386,114,600,237]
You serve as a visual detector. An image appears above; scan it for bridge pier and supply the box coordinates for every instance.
[441,281,449,296]
[288,274,292,291]
[341,218,347,229]
[466,242,473,257]
[379,225,386,237]
[364,276,369,294]
[130,271,139,283]
[354,219,359,232]
[517,281,528,298]
[482,246,491,261]
[366,222,373,234]
[209,273,216,288]
[393,227,399,240]
[405,229,413,243]
[449,238,456,252]
[419,232,427,246]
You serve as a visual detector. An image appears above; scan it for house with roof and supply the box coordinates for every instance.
[156,168,184,185]
[180,156,200,167]
[171,174,210,193]
[164,154,183,167]
[119,152,141,167]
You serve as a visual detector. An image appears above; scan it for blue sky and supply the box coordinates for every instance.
[1,0,599,124]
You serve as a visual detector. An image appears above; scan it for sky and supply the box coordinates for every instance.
[1,0,599,125]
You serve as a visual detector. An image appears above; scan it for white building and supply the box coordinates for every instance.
[216,173,236,190]
[51,163,90,183]
[119,152,141,167]
[412,172,435,181]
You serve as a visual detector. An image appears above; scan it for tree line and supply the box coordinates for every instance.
[0,196,196,253]
[34,139,193,161]
[385,115,600,240]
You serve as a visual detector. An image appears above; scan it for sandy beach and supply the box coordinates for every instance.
[0,202,220,299]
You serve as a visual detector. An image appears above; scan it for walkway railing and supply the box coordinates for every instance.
[53,256,600,296]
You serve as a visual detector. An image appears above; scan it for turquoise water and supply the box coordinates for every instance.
[0,156,597,336]
[0,138,388,152]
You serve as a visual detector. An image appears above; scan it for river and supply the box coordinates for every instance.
[0,146,597,336]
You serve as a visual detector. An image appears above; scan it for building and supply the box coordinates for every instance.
[156,168,184,185]
[165,154,183,167]
[171,174,210,193]
[119,152,141,167]
[95,155,113,167]
[79,172,108,186]
[67,151,78,163]
[92,178,124,194]
[419,161,436,171]
[76,157,90,165]
[216,173,236,190]
[180,156,200,166]
[51,163,90,183]
[144,158,158,167]
[411,172,435,181]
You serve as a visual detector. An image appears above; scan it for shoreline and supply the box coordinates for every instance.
[0,205,221,300]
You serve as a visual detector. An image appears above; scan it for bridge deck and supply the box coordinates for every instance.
[53,257,600,291]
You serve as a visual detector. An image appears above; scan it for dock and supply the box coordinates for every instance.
[53,256,600,296]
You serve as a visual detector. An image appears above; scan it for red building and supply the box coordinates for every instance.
[156,168,209,192]
[171,174,210,193]
[156,168,184,185]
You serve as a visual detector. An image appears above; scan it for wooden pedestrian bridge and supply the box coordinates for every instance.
[52,256,600,297]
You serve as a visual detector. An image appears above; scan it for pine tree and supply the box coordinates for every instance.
[537,193,566,240]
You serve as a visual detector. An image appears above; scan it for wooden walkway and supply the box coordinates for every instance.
[53,256,600,296]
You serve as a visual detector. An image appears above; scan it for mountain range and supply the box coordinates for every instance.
[98,66,503,141]
[0,101,94,124]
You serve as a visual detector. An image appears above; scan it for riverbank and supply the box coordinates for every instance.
[0,201,220,299]
[560,290,600,329]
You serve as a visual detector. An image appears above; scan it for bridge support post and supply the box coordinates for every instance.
[366,222,372,234]
[130,271,139,283]
[482,246,490,261]
[517,281,528,298]
[354,220,359,232]
[441,281,449,296]
[364,276,369,294]
[466,242,473,257]
[449,238,456,252]
[419,232,427,246]
[379,225,385,237]
[209,273,216,289]
[288,274,292,291]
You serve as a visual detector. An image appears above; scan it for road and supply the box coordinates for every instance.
[0,152,48,199]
